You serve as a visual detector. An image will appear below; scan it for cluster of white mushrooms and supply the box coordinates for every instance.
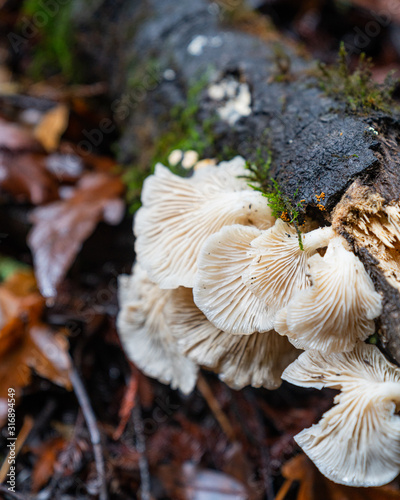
[117,156,400,487]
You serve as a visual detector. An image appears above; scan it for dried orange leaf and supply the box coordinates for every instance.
[34,104,69,152]
[0,271,71,419]
[31,437,67,492]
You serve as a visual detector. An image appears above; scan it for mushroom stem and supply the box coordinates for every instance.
[302,226,335,251]
[377,381,400,403]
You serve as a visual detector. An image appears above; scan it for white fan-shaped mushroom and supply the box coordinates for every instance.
[244,220,334,311]
[117,264,198,394]
[134,156,275,289]
[194,224,274,334]
[168,287,299,389]
[275,237,382,353]
[282,344,400,487]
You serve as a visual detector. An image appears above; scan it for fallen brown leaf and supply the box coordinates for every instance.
[28,172,125,297]
[31,436,67,492]
[0,270,71,421]
[34,104,69,152]
[277,454,400,500]
[0,151,59,204]
[0,118,42,152]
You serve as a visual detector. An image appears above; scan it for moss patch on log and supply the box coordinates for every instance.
[317,42,399,114]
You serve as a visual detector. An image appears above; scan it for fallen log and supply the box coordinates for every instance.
[73,0,400,363]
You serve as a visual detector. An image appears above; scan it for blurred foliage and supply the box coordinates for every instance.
[22,0,76,80]
[0,256,29,282]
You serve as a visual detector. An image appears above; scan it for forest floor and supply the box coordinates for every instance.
[2,1,400,499]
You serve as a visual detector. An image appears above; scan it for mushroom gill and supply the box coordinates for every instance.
[117,264,198,394]
[282,343,400,487]
[275,236,382,353]
[169,287,300,390]
[134,156,275,289]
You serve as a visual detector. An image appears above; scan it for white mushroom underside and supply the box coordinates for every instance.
[169,287,299,389]
[194,224,274,334]
[134,158,275,289]
[282,344,400,486]
[275,237,382,353]
[244,221,334,312]
[117,265,198,394]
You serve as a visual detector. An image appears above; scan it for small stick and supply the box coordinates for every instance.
[197,374,236,441]
[132,399,151,500]
[0,416,34,483]
[0,484,28,500]
[274,479,293,500]
[113,373,138,440]
[70,367,108,500]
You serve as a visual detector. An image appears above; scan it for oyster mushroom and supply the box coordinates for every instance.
[282,343,400,487]
[194,224,273,334]
[134,156,275,289]
[194,219,334,333]
[243,220,334,311]
[168,287,299,389]
[275,237,382,353]
[117,264,198,394]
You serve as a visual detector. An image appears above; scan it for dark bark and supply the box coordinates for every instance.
[72,0,400,363]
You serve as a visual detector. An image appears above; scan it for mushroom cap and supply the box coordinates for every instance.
[134,157,275,289]
[282,343,400,487]
[117,264,198,394]
[275,237,382,353]
[243,221,334,311]
[193,224,274,334]
[169,287,299,390]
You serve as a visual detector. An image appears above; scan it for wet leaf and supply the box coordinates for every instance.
[0,151,59,204]
[31,436,67,491]
[28,173,125,297]
[0,118,41,152]
[0,271,71,421]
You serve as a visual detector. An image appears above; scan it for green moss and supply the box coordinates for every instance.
[22,0,77,81]
[152,75,216,171]
[124,73,216,212]
[271,44,293,83]
[126,58,161,93]
[366,333,379,345]
[245,149,305,249]
[318,42,399,114]
[0,256,29,282]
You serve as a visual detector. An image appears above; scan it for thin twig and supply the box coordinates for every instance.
[132,398,151,500]
[197,374,236,441]
[0,416,34,483]
[113,373,138,440]
[70,367,108,500]
[274,479,293,500]
[0,484,28,500]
